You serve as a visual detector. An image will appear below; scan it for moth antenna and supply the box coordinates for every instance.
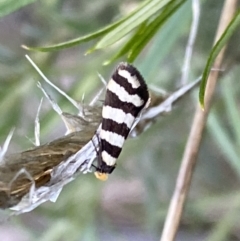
[0,128,15,162]
[34,98,43,146]
[85,154,96,174]
[91,133,99,156]
[89,131,109,181]
[25,55,84,116]
[87,126,101,171]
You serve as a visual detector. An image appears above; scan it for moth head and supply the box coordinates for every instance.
[94,171,108,181]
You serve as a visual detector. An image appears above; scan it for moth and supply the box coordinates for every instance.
[94,62,150,180]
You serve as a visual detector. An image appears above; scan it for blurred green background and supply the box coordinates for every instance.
[1,0,240,240]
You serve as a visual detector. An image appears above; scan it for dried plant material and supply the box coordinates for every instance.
[0,56,102,213]
[34,98,43,146]
[132,77,201,136]
[0,109,99,212]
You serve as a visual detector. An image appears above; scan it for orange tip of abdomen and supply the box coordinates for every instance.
[94,172,108,181]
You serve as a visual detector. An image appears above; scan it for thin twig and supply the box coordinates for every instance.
[34,98,43,146]
[0,129,15,162]
[142,76,201,119]
[25,55,83,116]
[160,1,238,241]
[180,0,200,85]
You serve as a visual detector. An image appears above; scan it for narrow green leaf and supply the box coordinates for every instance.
[103,22,148,65]
[23,21,122,52]
[0,0,35,18]
[92,0,173,51]
[138,0,191,78]
[128,0,186,62]
[23,0,151,52]
[199,9,240,108]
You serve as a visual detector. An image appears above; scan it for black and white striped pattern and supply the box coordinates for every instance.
[95,62,149,178]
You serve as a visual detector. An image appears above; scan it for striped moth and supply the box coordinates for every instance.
[95,63,150,180]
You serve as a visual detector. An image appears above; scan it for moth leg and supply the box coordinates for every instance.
[90,133,100,170]
[82,155,96,174]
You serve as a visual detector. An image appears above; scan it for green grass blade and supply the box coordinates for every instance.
[138,0,190,79]
[103,22,148,65]
[128,0,186,62]
[199,9,240,108]
[23,21,123,52]
[103,0,185,64]
[23,0,151,52]
[90,0,173,52]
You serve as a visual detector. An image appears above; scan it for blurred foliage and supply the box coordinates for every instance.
[0,0,36,18]
[0,0,240,241]
[23,0,187,65]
